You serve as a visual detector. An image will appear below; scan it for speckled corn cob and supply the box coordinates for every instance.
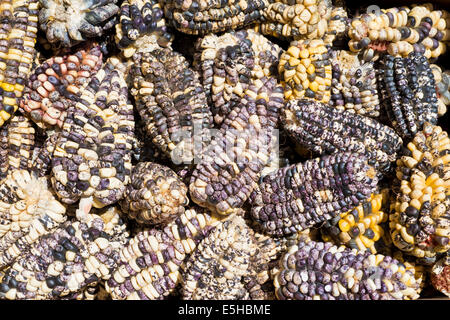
[377,53,439,140]
[329,50,380,117]
[257,0,332,40]
[274,240,420,300]
[50,59,135,208]
[105,207,212,300]
[115,0,173,58]
[189,79,284,215]
[278,39,332,102]
[161,0,269,35]
[431,253,450,298]
[0,205,129,300]
[0,170,66,268]
[20,44,103,129]
[0,0,39,127]
[129,47,212,165]
[282,99,403,173]
[321,192,389,254]
[0,114,35,180]
[389,123,450,260]
[39,0,119,47]
[181,214,255,300]
[249,152,378,237]
[348,5,449,61]
[119,162,189,225]
[430,64,449,117]
[193,29,282,125]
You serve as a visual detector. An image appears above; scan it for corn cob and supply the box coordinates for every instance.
[105,207,212,300]
[39,0,119,47]
[249,152,378,237]
[243,232,279,300]
[119,162,189,225]
[282,99,403,173]
[0,170,67,269]
[430,64,449,117]
[279,39,332,102]
[181,214,255,300]
[389,123,450,260]
[189,78,283,215]
[193,29,282,125]
[243,221,312,300]
[257,0,332,40]
[274,240,420,300]
[243,218,282,300]
[348,5,449,61]
[129,47,213,165]
[0,114,35,180]
[0,0,39,127]
[50,58,135,208]
[30,131,57,177]
[321,192,390,254]
[0,203,129,300]
[392,250,426,295]
[431,253,450,298]
[20,44,103,129]
[161,0,269,35]
[0,121,7,177]
[323,6,348,45]
[329,50,380,117]
[377,52,439,140]
[115,0,173,58]
[131,116,169,164]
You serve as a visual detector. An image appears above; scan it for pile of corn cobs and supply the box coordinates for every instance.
[0,0,448,300]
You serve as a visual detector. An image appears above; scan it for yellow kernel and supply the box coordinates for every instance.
[287,46,300,57]
[400,227,415,244]
[306,64,315,74]
[14,84,24,92]
[301,58,311,68]
[2,97,16,106]
[315,77,325,85]
[0,110,11,121]
[299,49,310,58]
[339,219,350,233]
[296,64,307,74]
[1,83,14,92]
[288,57,300,66]
[309,81,319,92]
[344,214,355,226]
[302,79,310,89]
[360,236,374,248]
[410,199,421,211]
